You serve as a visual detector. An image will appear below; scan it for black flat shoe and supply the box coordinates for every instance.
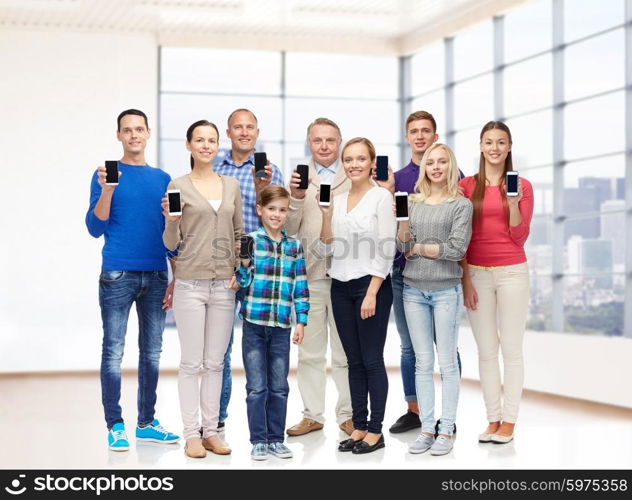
[338,438,361,452]
[352,435,385,454]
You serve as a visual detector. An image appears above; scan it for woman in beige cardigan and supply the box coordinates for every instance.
[161,120,243,458]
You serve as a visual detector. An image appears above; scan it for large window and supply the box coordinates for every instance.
[404,0,628,337]
[159,0,630,337]
[160,48,400,182]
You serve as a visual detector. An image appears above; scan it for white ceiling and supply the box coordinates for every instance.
[0,0,529,54]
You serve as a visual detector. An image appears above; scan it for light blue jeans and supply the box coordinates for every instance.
[403,283,462,436]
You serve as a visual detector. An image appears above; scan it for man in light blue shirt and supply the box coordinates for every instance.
[213,108,284,431]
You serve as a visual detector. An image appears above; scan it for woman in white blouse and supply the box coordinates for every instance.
[318,137,396,455]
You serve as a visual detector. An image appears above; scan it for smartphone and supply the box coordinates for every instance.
[395,192,409,221]
[376,155,389,181]
[105,160,119,185]
[254,152,267,179]
[167,190,182,216]
[506,171,519,197]
[296,164,309,190]
[319,183,331,206]
[239,235,255,260]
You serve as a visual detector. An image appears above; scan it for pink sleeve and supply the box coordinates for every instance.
[509,178,534,247]
[459,177,474,199]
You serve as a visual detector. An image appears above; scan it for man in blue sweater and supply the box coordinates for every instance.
[86,109,180,451]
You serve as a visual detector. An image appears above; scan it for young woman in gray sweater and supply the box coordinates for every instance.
[396,143,472,456]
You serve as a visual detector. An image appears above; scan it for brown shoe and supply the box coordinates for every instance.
[338,419,354,436]
[184,438,207,458]
[201,436,231,455]
[286,418,324,436]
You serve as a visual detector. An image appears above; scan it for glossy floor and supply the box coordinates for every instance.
[1,371,631,470]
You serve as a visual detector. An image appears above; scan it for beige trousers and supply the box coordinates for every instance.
[466,263,530,423]
[297,278,352,424]
[173,278,235,440]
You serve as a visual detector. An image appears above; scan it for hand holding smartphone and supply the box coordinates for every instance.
[167,190,182,216]
[318,183,331,206]
[296,164,309,190]
[239,235,255,261]
[395,192,409,221]
[254,152,267,179]
[505,171,519,197]
[105,160,119,185]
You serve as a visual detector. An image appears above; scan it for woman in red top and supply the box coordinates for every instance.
[459,121,533,444]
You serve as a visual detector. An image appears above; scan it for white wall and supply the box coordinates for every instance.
[0,28,167,373]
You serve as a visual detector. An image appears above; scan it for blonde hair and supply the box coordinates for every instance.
[410,143,461,203]
[340,137,376,162]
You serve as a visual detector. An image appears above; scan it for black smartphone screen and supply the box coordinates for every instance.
[168,192,182,213]
[319,184,331,203]
[506,172,519,195]
[240,235,254,259]
[297,164,309,189]
[376,156,389,181]
[254,152,267,178]
[105,160,119,184]
[395,194,409,218]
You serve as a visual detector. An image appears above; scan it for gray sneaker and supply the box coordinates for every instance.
[250,443,268,461]
[430,435,455,456]
[268,442,293,459]
[408,434,435,454]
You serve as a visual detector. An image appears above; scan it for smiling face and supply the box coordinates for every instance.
[406,119,438,159]
[226,110,259,155]
[424,146,450,187]
[309,124,341,167]
[480,128,512,168]
[341,142,374,183]
[186,125,219,164]
[256,197,290,232]
[117,114,150,155]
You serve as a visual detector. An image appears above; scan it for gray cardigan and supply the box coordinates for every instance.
[397,196,473,291]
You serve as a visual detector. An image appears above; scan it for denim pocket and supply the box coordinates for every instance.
[99,270,126,282]
[156,270,169,282]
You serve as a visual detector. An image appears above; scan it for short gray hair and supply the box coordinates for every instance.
[306,117,342,142]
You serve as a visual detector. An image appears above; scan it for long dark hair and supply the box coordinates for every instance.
[471,121,514,227]
[186,120,220,169]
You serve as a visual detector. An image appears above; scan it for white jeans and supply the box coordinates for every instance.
[296,278,352,424]
[466,263,530,423]
[173,278,235,440]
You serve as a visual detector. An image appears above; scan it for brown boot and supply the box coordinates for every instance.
[202,435,231,455]
[184,438,207,458]
[286,418,324,436]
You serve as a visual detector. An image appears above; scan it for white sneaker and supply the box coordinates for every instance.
[408,434,435,454]
[430,435,454,456]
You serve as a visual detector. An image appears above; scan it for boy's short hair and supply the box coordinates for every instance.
[258,185,290,206]
[405,111,437,134]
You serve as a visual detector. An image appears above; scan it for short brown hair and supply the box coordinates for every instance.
[227,108,258,127]
[306,117,342,141]
[340,137,376,162]
[257,185,290,207]
[405,111,437,134]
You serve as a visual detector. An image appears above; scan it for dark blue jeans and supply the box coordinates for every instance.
[331,275,392,434]
[241,320,290,444]
[99,270,168,429]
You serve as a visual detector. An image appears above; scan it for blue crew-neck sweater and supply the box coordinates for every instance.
[85,162,171,271]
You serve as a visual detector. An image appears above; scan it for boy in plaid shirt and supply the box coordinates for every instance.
[235,185,309,461]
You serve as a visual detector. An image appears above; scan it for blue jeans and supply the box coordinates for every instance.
[99,270,168,429]
[331,276,392,434]
[241,320,290,444]
[391,267,416,402]
[218,287,244,423]
[403,284,462,436]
